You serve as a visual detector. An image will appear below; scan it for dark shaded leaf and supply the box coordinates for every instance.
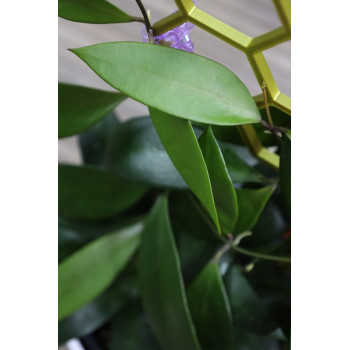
[58,83,125,138]
[187,260,234,350]
[106,116,186,189]
[71,42,260,125]
[138,195,201,350]
[224,262,277,335]
[79,112,119,167]
[110,303,161,350]
[58,165,147,220]
[234,185,275,235]
[280,135,291,212]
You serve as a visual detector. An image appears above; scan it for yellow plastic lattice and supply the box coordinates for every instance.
[152,0,291,170]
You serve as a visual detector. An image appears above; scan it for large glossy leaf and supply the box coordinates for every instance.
[149,108,220,233]
[106,116,264,189]
[71,42,260,125]
[58,274,136,344]
[187,260,234,350]
[110,303,161,350]
[198,127,238,233]
[58,83,126,138]
[280,135,291,212]
[58,165,147,220]
[138,195,201,350]
[106,116,186,189]
[58,222,143,321]
[58,0,132,24]
[234,185,275,235]
[224,263,277,335]
[79,112,119,167]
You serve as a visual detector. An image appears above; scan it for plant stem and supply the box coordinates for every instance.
[230,244,291,263]
[262,82,274,128]
[135,0,154,42]
[130,16,145,24]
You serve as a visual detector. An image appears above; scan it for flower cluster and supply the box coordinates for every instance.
[142,1,197,52]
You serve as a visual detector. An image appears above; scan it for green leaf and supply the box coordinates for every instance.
[150,108,220,233]
[280,135,291,212]
[187,260,234,350]
[106,116,264,189]
[58,221,143,321]
[224,263,277,335]
[198,127,238,233]
[58,165,147,220]
[219,142,267,184]
[110,303,161,350]
[58,216,140,263]
[58,0,132,24]
[234,185,275,235]
[58,273,136,344]
[58,83,126,138]
[138,195,201,350]
[71,42,260,125]
[106,116,186,189]
[79,112,119,167]
[232,328,281,350]
[242,198,288,248]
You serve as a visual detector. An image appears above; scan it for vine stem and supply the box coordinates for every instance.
[135,0,154,43]
[230,244,291,263]
[262,82,274,128]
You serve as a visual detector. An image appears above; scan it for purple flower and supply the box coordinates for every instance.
[142,2,197,52]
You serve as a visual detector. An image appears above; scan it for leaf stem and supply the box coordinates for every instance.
[130,16,145,24]
[230,244,291,263]
[134,0,154,43]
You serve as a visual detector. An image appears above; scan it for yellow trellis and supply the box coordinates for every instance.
[152,0,291,170]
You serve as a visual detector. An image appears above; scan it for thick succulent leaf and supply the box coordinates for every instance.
[280,135,291,212]
[58,0,132,23]
[110,303,161,350]
[79,112,119,167]
[71,42,260,125]
[187,261,234,350]
[58,165,147,220]
[198,127,238,233]
[224,263,277,335]
[106,116,186,189]
[138,195,201,350]
[149,108,220,233]
[58,274,136,344]
[58,83,126,138]
[234,185,275,235]
[58,222,143,321]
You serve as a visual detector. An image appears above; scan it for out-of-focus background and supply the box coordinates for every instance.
[58,0,290,170]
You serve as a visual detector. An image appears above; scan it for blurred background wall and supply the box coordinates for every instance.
[58,0,290,165]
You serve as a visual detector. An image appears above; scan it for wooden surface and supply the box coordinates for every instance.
[58,0,290,165]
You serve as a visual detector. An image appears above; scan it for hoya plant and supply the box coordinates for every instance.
[58,0,291,349]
